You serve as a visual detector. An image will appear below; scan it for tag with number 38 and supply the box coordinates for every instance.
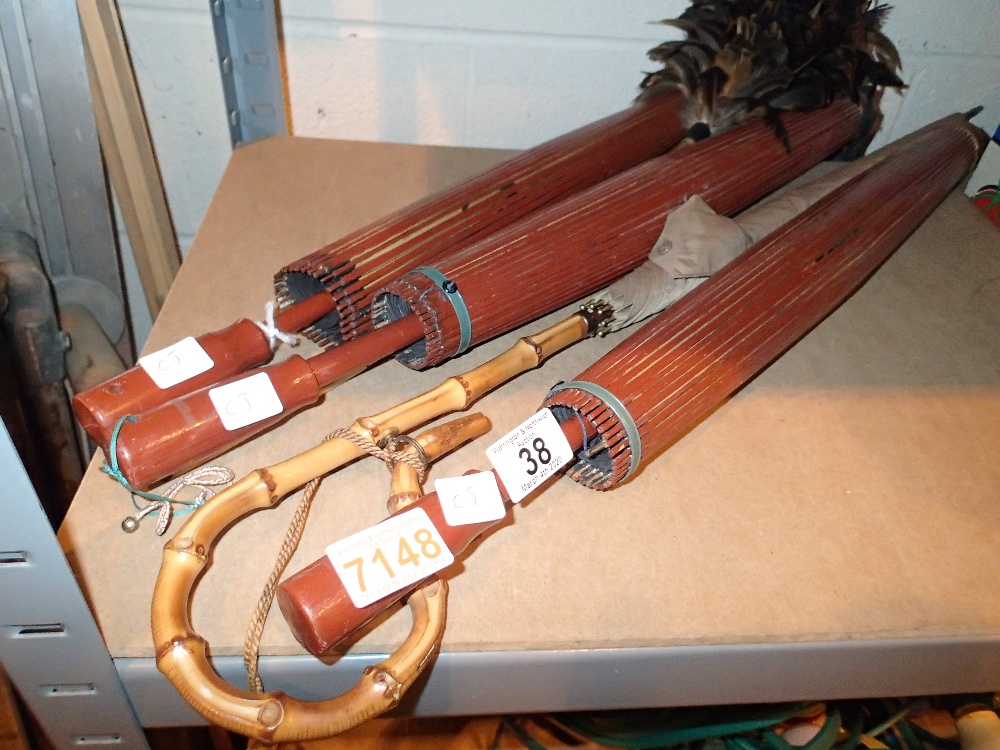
[486,408,572,503]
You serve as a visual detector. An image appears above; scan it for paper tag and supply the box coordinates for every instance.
[434,472,507,526]
[208,372,283,430]
[327,507,454,609]
[138,337,214,389]
[486,408,573,503]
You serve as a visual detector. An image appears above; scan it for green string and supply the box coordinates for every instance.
[100,415,204,517]
[866,700,926,740]
[802,712,842,750]
[974,181,1000,211]
[553,703,814,750]
[501,717,549,750]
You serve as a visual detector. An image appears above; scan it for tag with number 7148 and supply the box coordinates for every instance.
[326,508,454,609]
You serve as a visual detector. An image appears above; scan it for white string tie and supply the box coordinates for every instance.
[254,301,300,350]
[121,466,236,535]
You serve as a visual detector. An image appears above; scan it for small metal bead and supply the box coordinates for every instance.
[121,516,140,533]
[442,279,458,294]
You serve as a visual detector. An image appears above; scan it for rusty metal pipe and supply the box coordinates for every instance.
[0,231,83,518]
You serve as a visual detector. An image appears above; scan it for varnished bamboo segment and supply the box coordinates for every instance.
[387,450,423,512]
[155,568,447,742]
[110,302,599,490]
[152,414,493,742]
[266,310,596,494]
[542,115,987,489]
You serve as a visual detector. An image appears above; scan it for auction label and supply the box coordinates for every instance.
[327,508,454,608]
[486,408,572,503]
[138,336,214,389]
[208,372,283,430]
[434,472,506,526]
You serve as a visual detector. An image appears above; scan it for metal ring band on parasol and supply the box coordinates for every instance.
[546,380,642,479]
[413,266,472,355]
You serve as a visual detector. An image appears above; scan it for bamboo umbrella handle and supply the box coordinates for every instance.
[151,414,492,742]
[155,579,447,742]
[149,308,608,739]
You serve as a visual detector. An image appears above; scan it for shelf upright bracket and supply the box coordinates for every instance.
[210,0,287,146]
[0,421,150,750]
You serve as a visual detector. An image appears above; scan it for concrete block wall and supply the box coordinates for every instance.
[117,0,1000,347]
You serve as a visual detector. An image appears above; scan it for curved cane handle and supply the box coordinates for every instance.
[151,469,450,743]
[151,413,491,742]
[155,573,446,743]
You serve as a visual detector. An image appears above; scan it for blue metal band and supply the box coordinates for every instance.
[413,266,472,355]
[546,380,642,479]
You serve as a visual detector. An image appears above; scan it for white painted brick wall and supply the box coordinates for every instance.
[116,0,1000,346]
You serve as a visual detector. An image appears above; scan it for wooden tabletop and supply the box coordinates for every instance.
[60,136,1000,679]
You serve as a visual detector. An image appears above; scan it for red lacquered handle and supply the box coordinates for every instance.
[73,319,272,445]
[277,484,506,656]
[107,357,321,489]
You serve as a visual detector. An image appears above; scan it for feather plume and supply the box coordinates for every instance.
[640,0,904,146]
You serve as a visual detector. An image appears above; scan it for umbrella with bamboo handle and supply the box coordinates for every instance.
[104,102,863,490]
[72,0,902,445]
[271,112,985,660]
[148,113,983,741]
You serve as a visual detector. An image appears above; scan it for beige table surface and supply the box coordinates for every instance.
[60,136,1000,687]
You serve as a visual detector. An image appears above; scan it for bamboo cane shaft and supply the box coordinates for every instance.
[109,298,593,490]
[387,439,429,512]
[267,312,593,494]
[155,580,447,742]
